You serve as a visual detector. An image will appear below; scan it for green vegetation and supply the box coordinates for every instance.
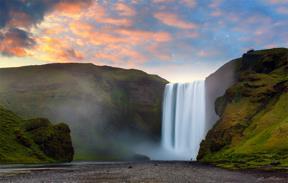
[0,106,73,163]
[0,63,168,160]
[198,48,288,170]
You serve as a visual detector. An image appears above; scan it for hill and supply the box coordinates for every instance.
[0,63,168,160]
[198,48,288,169]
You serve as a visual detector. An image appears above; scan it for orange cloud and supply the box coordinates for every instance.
[32,36,83,62]
[95,45,148,67]
[0,28,35,57]
[59,49,84,61]
[7,11,34,28]
[69,21,94,38]
[154,12,198,29]
[118,29,172,43]
[146,43,172,61]
[1,47,27,57]
[84,2,132,26]
[21,1,174,67]
[69,19,172,46]
[53,1,91,17]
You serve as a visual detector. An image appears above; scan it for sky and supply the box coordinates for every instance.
[0,0,287,82]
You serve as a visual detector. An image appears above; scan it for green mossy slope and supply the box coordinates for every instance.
[198,48,288,169]
[0,106,73,163]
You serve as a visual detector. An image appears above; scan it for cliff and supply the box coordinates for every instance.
[205,59,240,133]
[198,48,288,169]
[0,63,168,160]
[0,106,73,163]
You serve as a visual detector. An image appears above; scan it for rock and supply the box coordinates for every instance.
[0,106,74,163]
[131,154,150,161]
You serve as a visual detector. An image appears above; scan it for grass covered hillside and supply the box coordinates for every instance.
[198,48,288,169]
[0,106,73,163]
[0,63,168,160]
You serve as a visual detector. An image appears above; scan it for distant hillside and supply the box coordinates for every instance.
[198,48,288,169]
[0,63,168,160]
[0,105,73,163]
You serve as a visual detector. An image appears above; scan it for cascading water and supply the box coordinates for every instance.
[162,81,206,160]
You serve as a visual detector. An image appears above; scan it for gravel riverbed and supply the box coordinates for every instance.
[0,161,287,183]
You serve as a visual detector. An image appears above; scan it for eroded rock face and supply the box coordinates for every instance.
[0,63,168,160]
[199,48,288,169]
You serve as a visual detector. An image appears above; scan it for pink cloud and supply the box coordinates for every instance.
[117,29,172,43]
[84,2,132,26]
[154,12,198,29]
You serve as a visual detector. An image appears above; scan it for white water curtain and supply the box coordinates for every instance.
[162,81,206,160]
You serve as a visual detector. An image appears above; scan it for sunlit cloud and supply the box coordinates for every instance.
[0,28,35,57]
[154,12,198,29]
[0,0,287,82]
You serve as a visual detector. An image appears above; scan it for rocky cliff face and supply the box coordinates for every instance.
[205,59,240,133]
[0,63,168,160]
[198,48,288,169]
[0,106,73,163]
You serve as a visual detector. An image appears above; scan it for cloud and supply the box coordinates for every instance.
[117,29,172,43]
[93,44,149,68]
[0,0,92,57]
[114,2,136,16]
[154,12,198,29]
[60,48,84,61]
[31,36,83,62]
[0,28,35,57]
[54,1,91,16]
[84,2,133,26]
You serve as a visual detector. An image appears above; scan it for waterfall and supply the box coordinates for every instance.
[162,81,206,160]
